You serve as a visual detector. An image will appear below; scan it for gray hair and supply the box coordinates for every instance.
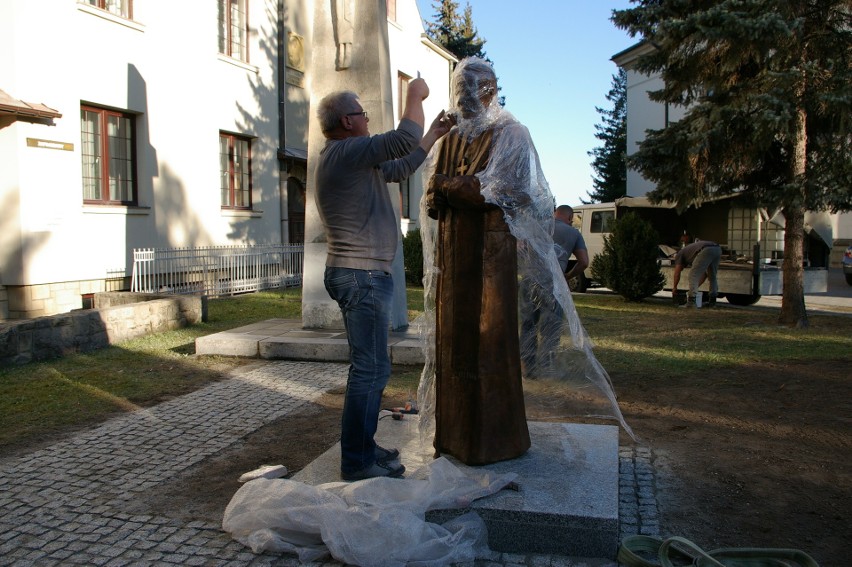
[317,90,360,134]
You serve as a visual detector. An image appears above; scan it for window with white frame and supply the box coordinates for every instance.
[80,105,137,205]
[218,0,249,62]
[220,133,252,209]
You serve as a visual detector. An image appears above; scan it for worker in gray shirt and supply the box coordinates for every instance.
[315,80,452,481]
[521,204,589,377]
[553,205,589,283]
[673,239,722,308]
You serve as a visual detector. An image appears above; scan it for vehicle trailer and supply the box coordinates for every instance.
[571,196,832,305]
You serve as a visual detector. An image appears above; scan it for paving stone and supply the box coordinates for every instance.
[0,358,661,566]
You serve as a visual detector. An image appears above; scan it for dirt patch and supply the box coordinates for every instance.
[138,361,849,566]
[130,389,346,523]
[618,359,850,567]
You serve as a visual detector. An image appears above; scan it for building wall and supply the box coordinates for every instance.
[1,0,283,318]
[623,68,687,199]
[0,0,451,320]
[282,0,313,156]
[387,0,455,233]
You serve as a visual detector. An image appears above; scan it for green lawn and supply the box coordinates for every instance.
[1,286,850,454]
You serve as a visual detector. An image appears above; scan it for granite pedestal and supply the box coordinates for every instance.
[293,419,620,559]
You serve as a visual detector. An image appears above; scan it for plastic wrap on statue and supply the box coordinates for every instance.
[416,58,634,464]
[426,124,530,465]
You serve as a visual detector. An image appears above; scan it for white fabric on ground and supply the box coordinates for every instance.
[222,457,514,566]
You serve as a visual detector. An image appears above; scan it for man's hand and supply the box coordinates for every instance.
[428,110,455,138]
[402,78,429,128]
[419,110,455,153]
[408,78,430,101]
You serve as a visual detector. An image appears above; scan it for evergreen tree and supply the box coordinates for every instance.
[586,69,628,203]
[454,4,486,59]
[424,0,460,52]
[402,229,424,285]
[424,0,487,60]
[590,212,665,301]
[613,1,852,327]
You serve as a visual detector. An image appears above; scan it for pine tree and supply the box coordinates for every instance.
[453,4,486,59]
[424,0,460,52]
[424,0,487,60]
[586,69,628,203]
[613,0,852,327]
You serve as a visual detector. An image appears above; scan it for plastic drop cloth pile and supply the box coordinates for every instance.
[415,57,634,442]
[222,457,515,566]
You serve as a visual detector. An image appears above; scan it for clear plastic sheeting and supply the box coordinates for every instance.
[416,57,634,445]
[222,457,514,566]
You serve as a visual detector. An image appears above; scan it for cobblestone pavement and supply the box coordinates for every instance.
[0,361,659,566]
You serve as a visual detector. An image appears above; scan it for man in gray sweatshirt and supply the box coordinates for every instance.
[315,78,451,481]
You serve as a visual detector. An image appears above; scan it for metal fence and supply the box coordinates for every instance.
[131,244,304,298]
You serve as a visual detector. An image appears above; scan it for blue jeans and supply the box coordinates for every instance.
[324,266,393,474]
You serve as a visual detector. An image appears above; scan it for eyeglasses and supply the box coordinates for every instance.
[346,110,368,119]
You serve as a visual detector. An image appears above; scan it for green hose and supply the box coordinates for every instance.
[617,535,820,567]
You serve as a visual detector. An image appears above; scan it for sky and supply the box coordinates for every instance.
[413,0,637,206]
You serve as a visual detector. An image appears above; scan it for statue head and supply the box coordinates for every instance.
[448,57,503,139]
[450,57,497,120]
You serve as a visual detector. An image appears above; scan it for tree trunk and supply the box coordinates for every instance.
[779,205,808,327]
[779,103,809,328]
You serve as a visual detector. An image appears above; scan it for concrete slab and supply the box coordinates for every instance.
[198,321,428,365]
[260,336,351,361]
[195,333,259,357]
[293,419,620,559]
[390,338,425,365]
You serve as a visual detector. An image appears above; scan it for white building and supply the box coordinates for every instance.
[0,0,453,320]
[386,0,457,234]
[612,42,850,263]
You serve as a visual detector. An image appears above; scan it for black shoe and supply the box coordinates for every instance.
[341,460,405,481]
[375,445,399,463]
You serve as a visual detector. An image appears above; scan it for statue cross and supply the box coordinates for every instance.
[456,156,471,175]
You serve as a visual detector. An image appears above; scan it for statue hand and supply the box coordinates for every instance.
[430,174,450,191]
[426,184,449,218]
[448,175,481,193]
[445,175,486,210]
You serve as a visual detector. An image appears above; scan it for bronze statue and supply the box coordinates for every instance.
[424,58,531,465]
[417,58,636,468]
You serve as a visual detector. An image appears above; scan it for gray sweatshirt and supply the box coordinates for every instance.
[315,118,425,272]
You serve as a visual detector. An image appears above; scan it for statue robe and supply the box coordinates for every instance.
[429,129,531,465]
